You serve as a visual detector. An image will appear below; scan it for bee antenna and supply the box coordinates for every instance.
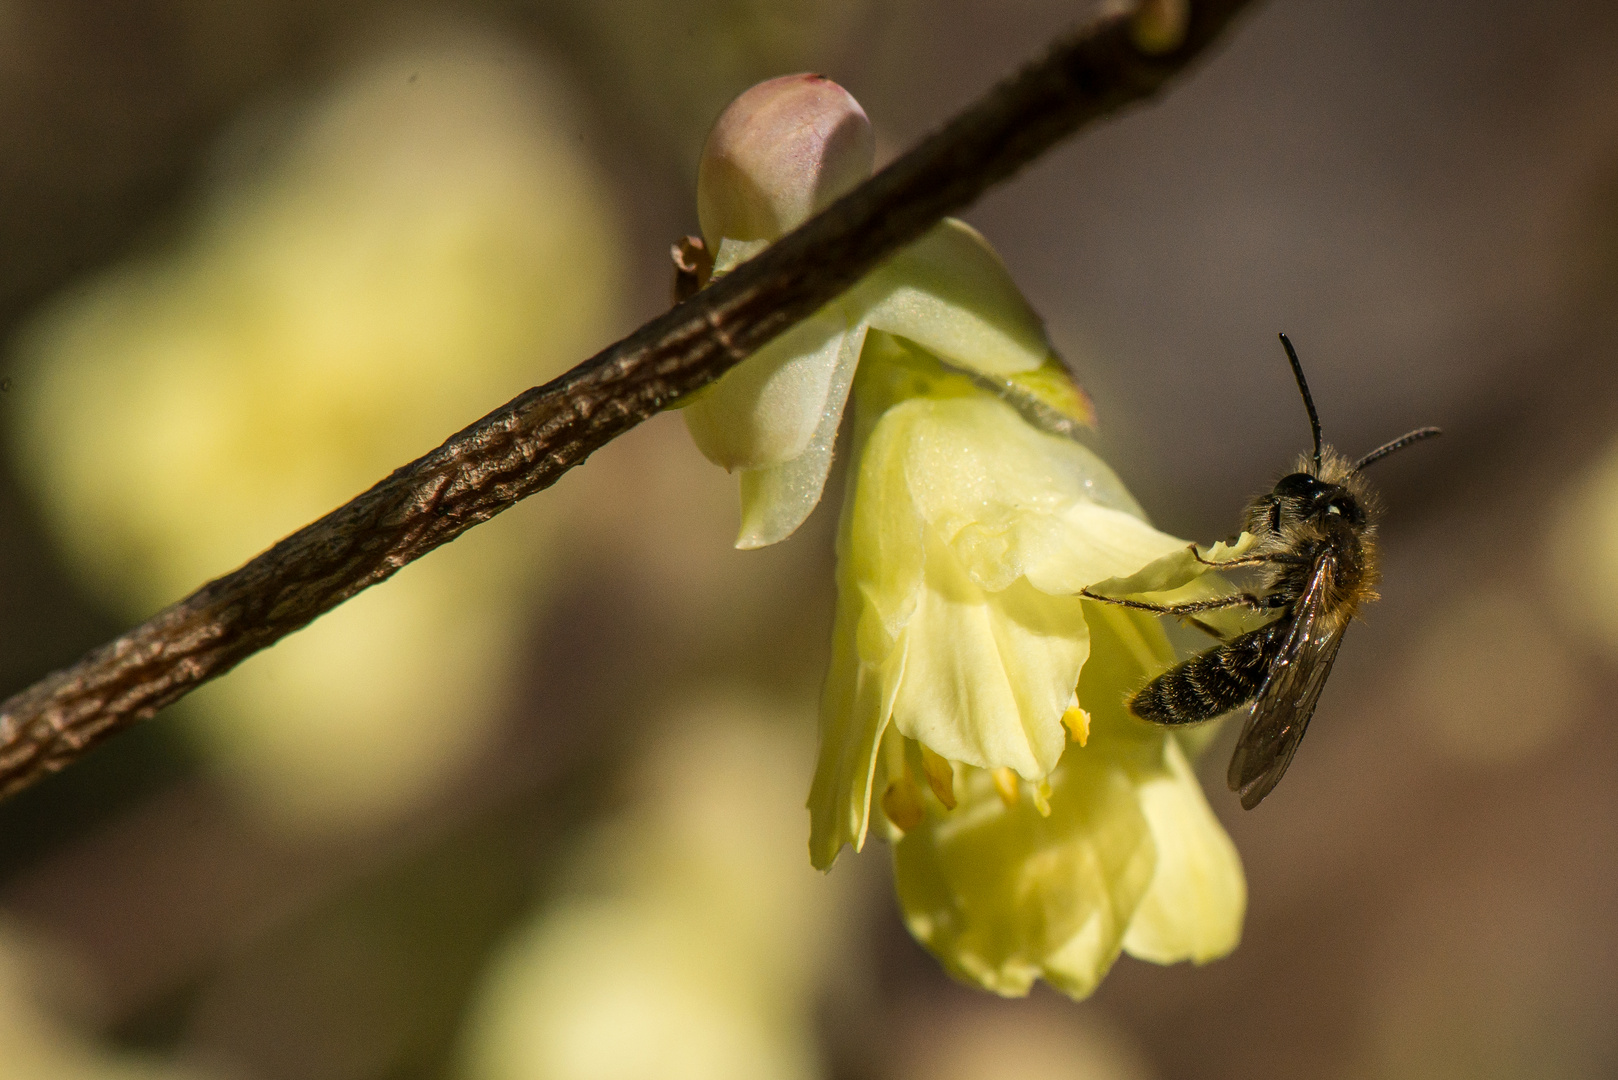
[1278,333,1322,475]
[1354,426,1443,471]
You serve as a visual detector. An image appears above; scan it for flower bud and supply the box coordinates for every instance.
[697,73,874,248]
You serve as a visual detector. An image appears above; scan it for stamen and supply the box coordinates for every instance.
[882,775,925,832]
[992,767,1020,809]
[1033,780,1053,818]
[1061,705,1091,746]
[919,744,957,810]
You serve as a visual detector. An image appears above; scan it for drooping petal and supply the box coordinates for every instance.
[885,391,1183,595]
[1121,736,1247,965]
[890,753,1157,999]
[735,324,868,548]
[807,585,898,870]
[889,528,1086,778]
[807,405,924,869]
[1017,502,1198,596]
[683,307,853,471]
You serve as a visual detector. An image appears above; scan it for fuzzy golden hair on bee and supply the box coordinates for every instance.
[1238,445,1384,625]
[1080,333,1441,808]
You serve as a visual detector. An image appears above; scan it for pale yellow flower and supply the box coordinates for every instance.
[809,337,1182,861]
[9,38,620,832]
[458,696,853,1080]
[686,74,1248,1001]
[812,342,1246,997]
[888,598,1245,998]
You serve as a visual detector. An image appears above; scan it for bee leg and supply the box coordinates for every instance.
[1076,590,1269,616]
[1185,615,1238,641]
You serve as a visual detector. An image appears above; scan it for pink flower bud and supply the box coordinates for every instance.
[697,74,874,248]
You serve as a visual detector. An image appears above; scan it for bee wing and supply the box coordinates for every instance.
[1226,556,1348,809]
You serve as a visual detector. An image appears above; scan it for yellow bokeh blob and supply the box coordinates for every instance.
[10,30,622,833]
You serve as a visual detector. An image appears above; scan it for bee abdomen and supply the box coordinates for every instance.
[1130,620,1290,725]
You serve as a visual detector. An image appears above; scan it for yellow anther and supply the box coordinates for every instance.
[992,767,1020,809]
[1061,705,1091,746]
[919,744,958,810]
[882,775,925,832]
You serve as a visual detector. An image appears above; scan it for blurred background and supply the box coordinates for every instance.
[0,0,1616,1077]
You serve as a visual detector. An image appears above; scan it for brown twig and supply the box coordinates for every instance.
[0,0,1256,800]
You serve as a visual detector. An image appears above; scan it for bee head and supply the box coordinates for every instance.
[1269,471,1366,532]
[1269,332,1436,538]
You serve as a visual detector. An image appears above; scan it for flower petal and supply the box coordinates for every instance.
[807,412,922,868]
[998,499,1191,600]
[807,585,908,870]
[860,219,1051,377]
[1121,737,1247,965]
[891,753,1156,999]
[1082,532,1258,598]
[683,306,852,471]
[884,393,1182,596]
[889,527,1086,778]
[734,324,868,548]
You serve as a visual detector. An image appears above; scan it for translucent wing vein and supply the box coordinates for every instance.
[1227,557,1347,809]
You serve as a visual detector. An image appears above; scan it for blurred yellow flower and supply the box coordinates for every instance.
[890,999,1155,1080]
[1549,432,1618,655]
[458,695,855,1080]
[9,33,620,832]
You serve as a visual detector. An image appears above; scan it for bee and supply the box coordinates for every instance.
[1083,334,1440,808]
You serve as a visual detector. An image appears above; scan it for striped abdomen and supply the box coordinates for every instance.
[1130,619,1291,725]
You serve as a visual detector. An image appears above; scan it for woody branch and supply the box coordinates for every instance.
[0,0,1255,800]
